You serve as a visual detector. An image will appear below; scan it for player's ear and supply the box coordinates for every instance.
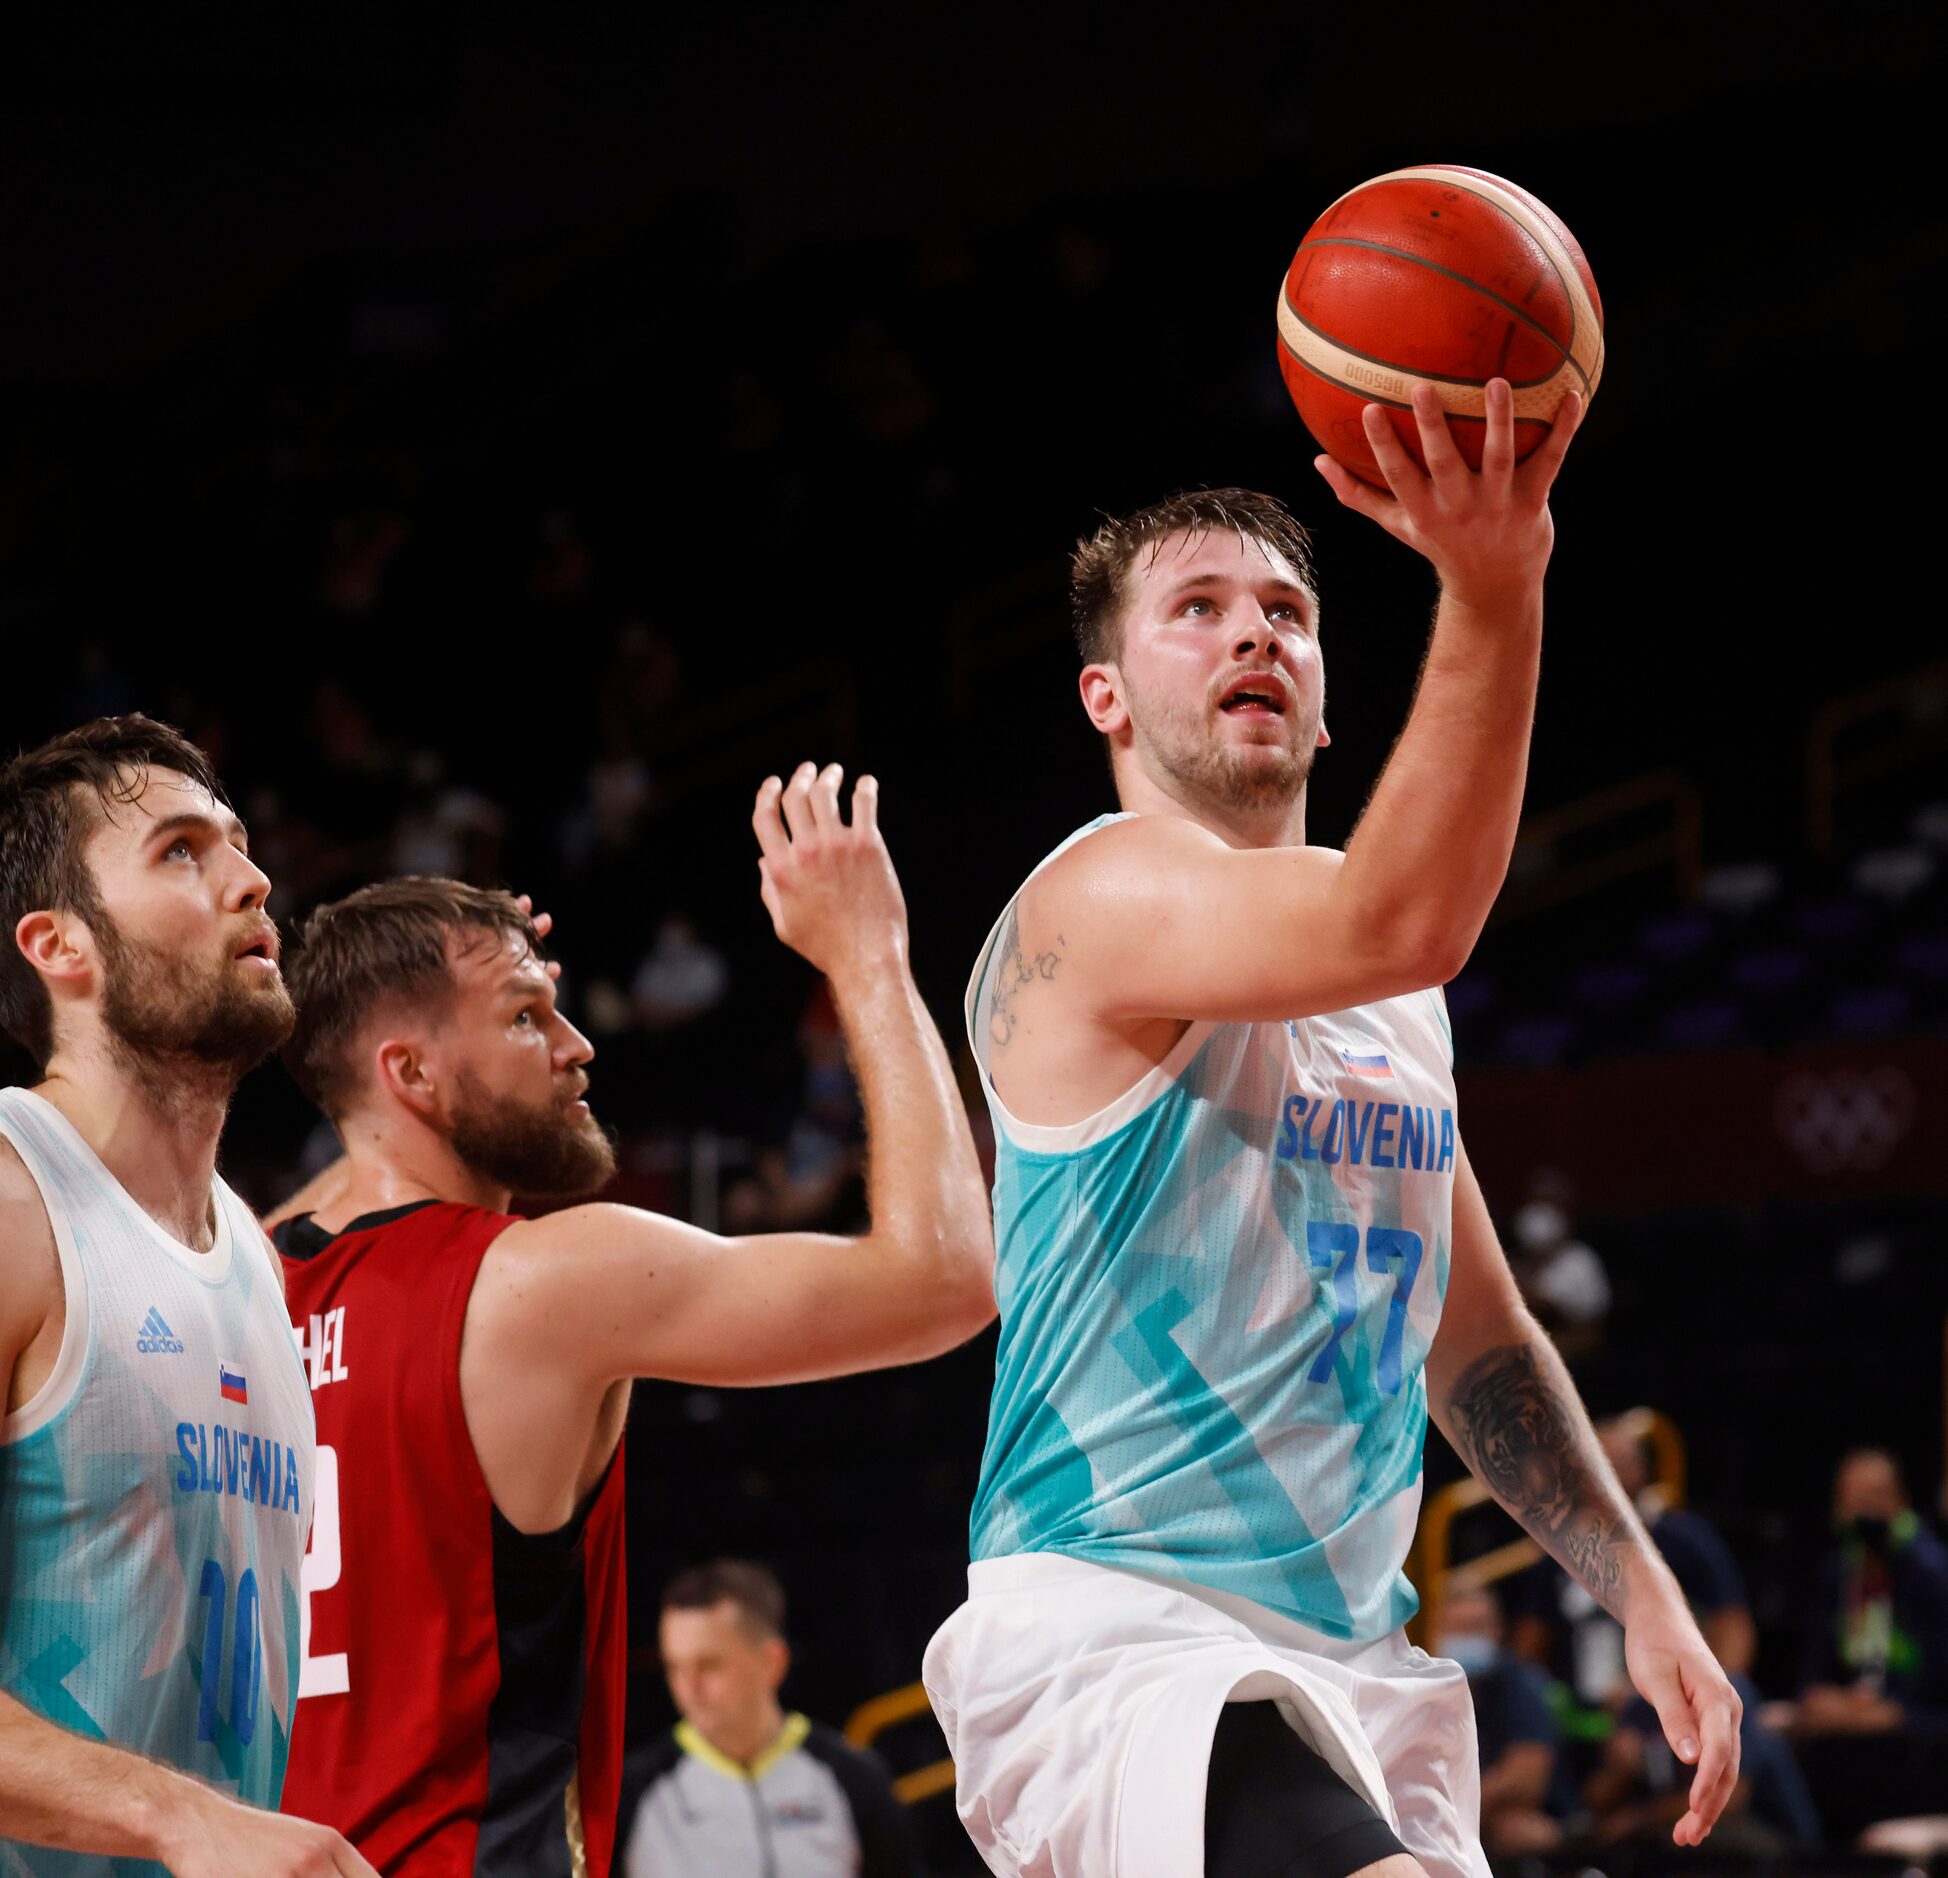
[374,1037,440,1120]
[1317,718,1331,749]
[764,1636,790,1691]
[15,909,93,990]
[1079,662,1130,737]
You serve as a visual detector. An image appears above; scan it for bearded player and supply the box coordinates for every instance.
[0,717,377,1877]
[923,386,1742,1878]
[267,762,993,1876]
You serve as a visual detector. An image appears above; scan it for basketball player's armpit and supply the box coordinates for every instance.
[1442,1341,1639,1616]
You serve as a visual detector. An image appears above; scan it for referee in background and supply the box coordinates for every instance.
[622,1561,917,1877]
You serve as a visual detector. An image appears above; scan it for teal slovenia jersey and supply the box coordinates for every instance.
[966,818,1457,1642]
[0,1090,314,1875]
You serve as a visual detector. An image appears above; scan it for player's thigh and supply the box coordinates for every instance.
[1205,1700,1420,1878]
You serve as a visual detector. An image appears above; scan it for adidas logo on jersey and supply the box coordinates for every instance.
[137,1306,185,1356]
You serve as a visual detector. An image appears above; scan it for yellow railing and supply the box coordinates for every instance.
[843,1680,956,1805]
[1413,1406,1685,1646]
[1807,657,1948,853]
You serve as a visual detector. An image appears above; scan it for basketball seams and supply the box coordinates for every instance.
[1277,290,1566,394]
[1310,166,1603,395]
[1287,240,1577,381]
[1371,166,1603,390]
[1275,291,1573,423]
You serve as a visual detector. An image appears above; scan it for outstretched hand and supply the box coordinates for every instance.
[1623,1607,1744,1846]
[751,762,908,982]
[510,894,562,982]
[1314,379,1583,613]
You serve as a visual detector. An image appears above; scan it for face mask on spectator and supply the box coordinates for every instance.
[1440,1633,1501,1676]
[1841,1513,1916,1553]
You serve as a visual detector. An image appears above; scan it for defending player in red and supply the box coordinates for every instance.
[267,763,993,1876]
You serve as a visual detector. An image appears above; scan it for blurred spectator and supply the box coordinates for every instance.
[620,1560,915,1878]
[630,913,730,1032]
[528,508,594,604]
[1506,1168,1611,1363]
[319,509,411,615]
[1432,1586,1566,1859]
[389,751,506,883]
[598,622,685,760]
[1778,1447,1948,1840]
[724,370,786,458]
[1604,1417,1756,1679]
[825,319,937,447]
[1583,1688,1815,1858]
[724,986,863,1234]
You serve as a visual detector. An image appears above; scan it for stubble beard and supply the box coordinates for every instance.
[1126,673,1320,817]
[95,908,296,1102]
[449,1070,618,1200]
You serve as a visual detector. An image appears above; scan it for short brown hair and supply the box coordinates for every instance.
[285,877,541,1116]
[0,716,225,1070]
[661,1559,787,1641]
[1070,488,1316,665]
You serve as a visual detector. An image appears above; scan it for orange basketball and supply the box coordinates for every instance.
[1276,165,1604,486]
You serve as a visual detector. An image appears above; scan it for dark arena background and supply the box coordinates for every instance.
[5,5,1947,1872]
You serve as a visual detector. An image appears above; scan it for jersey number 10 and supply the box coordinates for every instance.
[194,1558,260,1748]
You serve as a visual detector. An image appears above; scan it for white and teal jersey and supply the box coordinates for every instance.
[966,817,1457,1643]
[0,1089,314,1873]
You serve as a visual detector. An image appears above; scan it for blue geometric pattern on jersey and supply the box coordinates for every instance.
[0,1090,313,1875]
[967,824,1458,1643]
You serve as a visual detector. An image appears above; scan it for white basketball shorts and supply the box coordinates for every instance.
[923,1554,1490,1878]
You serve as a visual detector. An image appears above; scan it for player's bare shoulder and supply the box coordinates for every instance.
[1004,820,1208,1037]
[469,1203,683,1353]
[1019,817,1219,948]
[1016,818,1343,1006]
[0,1129,61,1368]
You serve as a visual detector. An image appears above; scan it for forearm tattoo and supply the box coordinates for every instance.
[1446,1343,1637,1614]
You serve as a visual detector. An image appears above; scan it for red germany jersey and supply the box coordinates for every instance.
[275,1200,627,1877]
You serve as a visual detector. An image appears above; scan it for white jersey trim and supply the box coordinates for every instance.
[0,1109,93,1445]
[5,1089,235,1284]
[984,1019,1216,1155]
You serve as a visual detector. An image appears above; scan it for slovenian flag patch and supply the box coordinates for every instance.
[1341,1049,1393,1079]
[218,1362,248,1406]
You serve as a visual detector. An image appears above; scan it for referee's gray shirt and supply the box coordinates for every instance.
[620,1713,917,1877]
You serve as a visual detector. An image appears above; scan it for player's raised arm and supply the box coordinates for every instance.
[1036,379,1582,1029]
[1425,1141,1742,1848]
[482,763,995,1388]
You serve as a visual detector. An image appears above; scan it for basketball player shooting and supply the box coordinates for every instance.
[0,717,377,1877]
[265,764,994,1875]
[924,386,1742,1878]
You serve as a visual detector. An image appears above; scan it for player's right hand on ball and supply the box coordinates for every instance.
[159,1793,380,1878]
[1314,377,1582,614]
[752,762,909,980]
